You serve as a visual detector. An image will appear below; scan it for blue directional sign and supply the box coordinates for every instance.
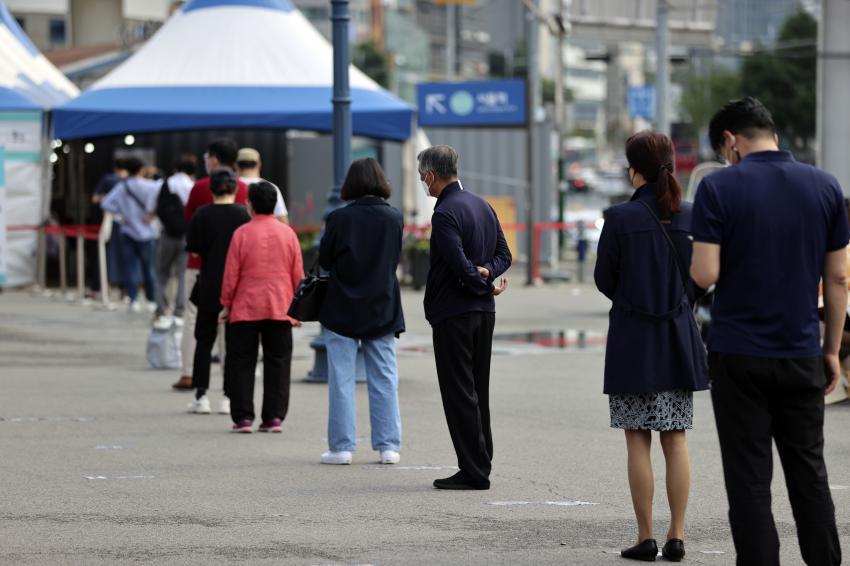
[628,85,656,120]
[417,79,527,127]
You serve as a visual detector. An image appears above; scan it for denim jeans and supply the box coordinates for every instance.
[326,329,401,452]
[121,235,156,303]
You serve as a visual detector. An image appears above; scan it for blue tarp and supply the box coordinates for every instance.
[53,86,412,141]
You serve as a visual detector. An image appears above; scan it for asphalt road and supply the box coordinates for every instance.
[2,280,849,565]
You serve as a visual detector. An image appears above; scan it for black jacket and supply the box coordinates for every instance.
[594,183,708,395]
[424,181,512,325]
[185,203,250,312]
[318,197,405,339]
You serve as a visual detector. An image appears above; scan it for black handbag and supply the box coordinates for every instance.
[287,263,328,321]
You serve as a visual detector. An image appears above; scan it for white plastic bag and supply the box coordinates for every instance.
[146,320,182,370]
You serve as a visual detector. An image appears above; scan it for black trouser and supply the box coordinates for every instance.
[226,320,293,424]
[192,308,222,393]
[710,352,840,566]
[432,312,495,483]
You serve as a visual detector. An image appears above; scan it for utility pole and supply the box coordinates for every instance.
[655,0,670,136]
[818,0,850,193]
[446,4,457,79]
[554,0,570,257]
[370,0,384,50]
[525,0,539,286]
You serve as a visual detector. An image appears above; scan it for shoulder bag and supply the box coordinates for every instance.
[287,262,329,322]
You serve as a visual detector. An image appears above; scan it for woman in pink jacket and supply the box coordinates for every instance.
[219,182,304,433]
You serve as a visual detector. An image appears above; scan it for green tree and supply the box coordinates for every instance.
[353,40,391,88]
[679,67,742,135]
[501,43,572,105]
[740,10,817,154]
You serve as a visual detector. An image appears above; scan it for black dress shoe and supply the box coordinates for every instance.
[620,539,658,562]
[662,539,685,562]
[433,471,490,490]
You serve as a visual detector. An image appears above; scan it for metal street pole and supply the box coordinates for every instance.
[307,0,365,383]
[554,0,570,259]
[818,0,850,193]
[525,0,539,286]
[328,0,352,216]
[655,0,670,136]
[446,4,457,79]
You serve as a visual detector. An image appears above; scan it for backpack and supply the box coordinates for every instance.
[156,178,187,238]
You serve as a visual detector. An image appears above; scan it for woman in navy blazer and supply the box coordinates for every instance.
[595,131,708,562]
[318,158,405,467]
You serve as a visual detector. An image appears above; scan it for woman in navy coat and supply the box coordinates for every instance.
[594,131,708,562]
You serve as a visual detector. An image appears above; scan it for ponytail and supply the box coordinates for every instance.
[655,163,682,219]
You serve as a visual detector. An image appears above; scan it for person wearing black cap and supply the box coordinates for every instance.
[184,168,250,414]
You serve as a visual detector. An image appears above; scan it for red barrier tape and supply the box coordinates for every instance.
[8,221,584,244]
[8,224,101,241]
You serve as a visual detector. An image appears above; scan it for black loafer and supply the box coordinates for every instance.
[662,539,685,562]
[620,539,658,562]
[433,471,490,490]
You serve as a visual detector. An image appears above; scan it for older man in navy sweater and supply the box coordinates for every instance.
[420,145,512,490]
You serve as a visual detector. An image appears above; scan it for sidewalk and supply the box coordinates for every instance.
[1,283,849,565]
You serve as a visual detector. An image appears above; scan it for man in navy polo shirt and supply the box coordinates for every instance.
[691,97,847,566]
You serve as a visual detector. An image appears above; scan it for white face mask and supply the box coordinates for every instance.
[421,173,432,197]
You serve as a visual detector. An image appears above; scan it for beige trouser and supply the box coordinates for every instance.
[180,268,225,377]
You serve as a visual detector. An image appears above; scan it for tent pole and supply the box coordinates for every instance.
[35,114,53,292]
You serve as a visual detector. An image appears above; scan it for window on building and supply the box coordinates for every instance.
[49,18,66,46]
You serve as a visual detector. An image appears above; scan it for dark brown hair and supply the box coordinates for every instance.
[625,131,682,219]
[209,168,237,196]
[248,181,277,214]
[341,158,392,200]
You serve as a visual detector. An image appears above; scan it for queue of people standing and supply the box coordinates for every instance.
[91,96,845,565]
[95,137,512,488]
[597,97,846,565]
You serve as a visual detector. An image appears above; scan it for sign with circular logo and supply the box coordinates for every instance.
[449,91,475,116]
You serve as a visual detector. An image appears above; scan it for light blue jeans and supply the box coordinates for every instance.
[325,329,401,452]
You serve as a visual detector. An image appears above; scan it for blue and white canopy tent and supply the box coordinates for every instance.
[0,0,78,287]
[53,0,413,142]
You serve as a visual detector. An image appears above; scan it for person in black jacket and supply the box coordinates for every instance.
[184,169,250,416]
[594,131,708,562]
[318,158,405,466]
[420,145,511,491]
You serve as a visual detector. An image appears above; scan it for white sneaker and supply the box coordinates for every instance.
[217,398,230,415]
[145,302,157,314]
[173,317,184,328]
[320,451,352,465]
[379,450,400,465]
[129,301,142,313]
[187,395,211,414]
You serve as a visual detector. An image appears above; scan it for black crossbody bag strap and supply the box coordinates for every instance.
[637,200,694,304]
[123,180,149,212]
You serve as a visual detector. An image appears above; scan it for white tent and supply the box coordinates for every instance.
[54,0,412,141]
[0,0,78,287]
